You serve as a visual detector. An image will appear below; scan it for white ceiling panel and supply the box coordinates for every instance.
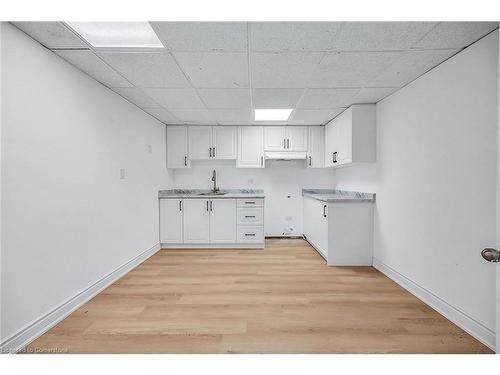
[352,87,399,104]
[142,88,205,109]
[143,108,179,124]
[151,22,247,51]
[250,22,343,51]
[331,22,437,51]
[112,87,160,108]
[251,52,323,88]
[212,109,253,122]
[198,89,251,109]
[175,52,249,88]
[168,109,215,123]
[289,108,345,124]
[298,88,360,109]
[309,51,403,88]
[370,49,459,87]
[56,51,132,88]
[13,22,88,49]
[414,22,498,49]
[99,52,190,88]
[252,89,304,108]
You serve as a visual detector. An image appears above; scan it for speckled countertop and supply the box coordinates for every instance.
[302,189,375,203]
[159,189,265,199]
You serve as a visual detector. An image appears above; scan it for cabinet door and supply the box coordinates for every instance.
[166,126,190,168]
[212,126,236,159]
[337,117,352,165]
[237,126,264,168]
[160,199,183,243]
[286,126,308,151]
[183,199,210,243]
[188,126,212,159]
[264,126,286,151]
[315,201,329,258]
[324,122,335,168]
[209,199,236,243]
[306,126,324,168]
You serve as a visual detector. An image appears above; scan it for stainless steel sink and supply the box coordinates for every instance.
[196,190,228,196]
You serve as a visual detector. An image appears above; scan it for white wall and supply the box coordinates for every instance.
[334,31,498,339]
[0,23,171,342]
[172,159,335,236]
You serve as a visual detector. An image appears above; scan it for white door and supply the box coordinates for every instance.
[188,126,212,159]
[307,126,324,168]
[264,126,286,151]
[286,126,308,151]
[213,126,236,159]
[209,199,236,243]
[166,126,190,168]
[237,126,264,168]
[159,199,183,243]
[183,199,210,243]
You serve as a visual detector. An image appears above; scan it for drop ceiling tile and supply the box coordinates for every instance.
[252,89,304,108]
[250,22,343,51]
[211,109,253,122]
[56,51,132,88]
[143,108,179,124]
[112,87,160,108]
[197,89,251,109]
[331,22,437,51]
[370,49,459,87]
[352,87,399,104]
[13,22,88,49]
[168,109,215,122]
[309,51,403,88]
[99,52,190,88]
[414,22,498,49]
[298,88,360,109]
[251,52,323,88]
[175,52,249,88]
[142,88,205,109]
[289,108,345,125]
[151,22,247,51]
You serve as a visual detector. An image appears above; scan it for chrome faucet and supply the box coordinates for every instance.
[211,170,219,193]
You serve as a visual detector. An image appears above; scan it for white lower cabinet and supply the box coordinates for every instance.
[209,199,236,243]
[303,196,373,266]
[183,199,210,243]
[160,197,264,248]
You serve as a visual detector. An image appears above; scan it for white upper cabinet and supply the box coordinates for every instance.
[188,126,212,159]
[324,104,376,168]
[264,126,308,151]
[212,126,236,159]
[166,126,190,169]
[237,126,264,168]
[264,126,287,151]
[306,126,325,168]
[287,126,308,151]
[188,126,237,160]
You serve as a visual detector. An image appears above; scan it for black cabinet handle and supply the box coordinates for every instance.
[210,200,213,211]
[209,147,212,157]
[244,215,256,218]
[206,201,209,211]
[184,156,187,166]
[283,139,286,149]
[287,138,290,149]
[323,205,327,217]
[245,201,255,204]
[213,147,216,157]
[245,233,256,236]
[309,156,312,166]
[333,152,337,163]
[261,156,263,166]
[179,200,182,211]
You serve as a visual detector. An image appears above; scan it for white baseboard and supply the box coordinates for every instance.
[0,243,161,354]
[373,258,496,352]
[161,243,263,249]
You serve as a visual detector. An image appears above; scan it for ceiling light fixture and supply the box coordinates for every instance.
[254,109,293,121]
[66,22,164,49]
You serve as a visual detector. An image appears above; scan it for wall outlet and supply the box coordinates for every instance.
[120,168,126,180]
[148,144,152,153]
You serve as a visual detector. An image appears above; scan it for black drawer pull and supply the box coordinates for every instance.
[245,233,256,236]
[245,201,255,204]
[244,215,256,218]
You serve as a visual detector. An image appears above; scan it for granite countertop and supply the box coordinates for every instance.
[302,189,375,203]
[159,189,265,199]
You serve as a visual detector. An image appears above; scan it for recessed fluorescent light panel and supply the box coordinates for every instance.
[254,109,293,121]
[66,22,163,49]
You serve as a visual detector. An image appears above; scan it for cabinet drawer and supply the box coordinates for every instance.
[237,208,264,225]
[237,226,264,243]
[237,198,264,208]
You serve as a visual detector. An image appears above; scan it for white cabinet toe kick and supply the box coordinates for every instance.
[160,197,265,249]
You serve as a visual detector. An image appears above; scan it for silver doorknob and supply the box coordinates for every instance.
[481,248,500,263]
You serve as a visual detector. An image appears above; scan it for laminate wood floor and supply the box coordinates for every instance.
[26,238,492,354]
